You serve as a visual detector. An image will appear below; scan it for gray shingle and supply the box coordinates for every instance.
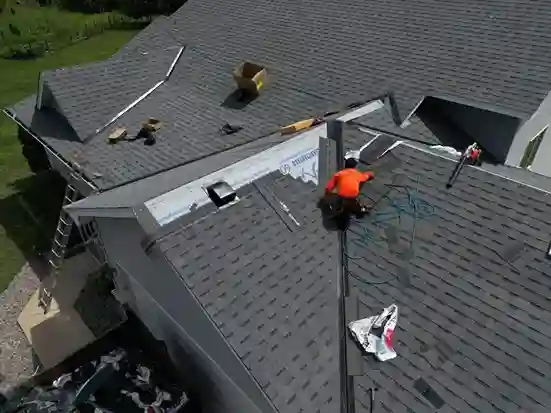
[168,0,551,118]
[158,173,340,413]
[351,109,443,146]
[17,46,333,189]
[42,47,183,141]
[12,0,551,189]
[142,132,551,413]
[348,143,551,413]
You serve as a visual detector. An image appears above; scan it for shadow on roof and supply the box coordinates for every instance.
[416,96,523,163]
[30,108,81,143]
[221,89,259,110]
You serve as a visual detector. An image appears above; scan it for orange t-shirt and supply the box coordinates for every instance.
[325,169,374,198]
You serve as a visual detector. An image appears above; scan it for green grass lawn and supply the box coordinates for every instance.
[0,29,138,292]
[0,3,137,58]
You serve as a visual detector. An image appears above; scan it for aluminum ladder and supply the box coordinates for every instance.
[38,184,79,312]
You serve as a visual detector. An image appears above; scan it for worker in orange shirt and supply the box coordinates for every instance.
[324,158,375,218]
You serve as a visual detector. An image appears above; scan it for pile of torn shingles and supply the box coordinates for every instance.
[1,348,188,413]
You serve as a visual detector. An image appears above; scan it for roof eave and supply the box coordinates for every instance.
[2,108,98,196]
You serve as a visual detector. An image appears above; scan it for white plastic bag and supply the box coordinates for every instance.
[348,304,398,361]
[429,145,461,157]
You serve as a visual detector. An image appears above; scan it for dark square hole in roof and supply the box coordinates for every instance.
[413,378,445,409]
[206,181,237,208]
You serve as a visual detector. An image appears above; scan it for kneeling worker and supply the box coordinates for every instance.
[324,158,375,218]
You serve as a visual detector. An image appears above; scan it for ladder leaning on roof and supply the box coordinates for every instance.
[38,183,80,313]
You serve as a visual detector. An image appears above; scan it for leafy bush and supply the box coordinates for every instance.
[57,0,119,13]
[0,0,187,59]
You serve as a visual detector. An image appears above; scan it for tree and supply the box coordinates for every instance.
[156,0,186,14]
[117,0,158,19]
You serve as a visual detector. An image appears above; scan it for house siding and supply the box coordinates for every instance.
[95,217,275,413]
[506,91,551,176]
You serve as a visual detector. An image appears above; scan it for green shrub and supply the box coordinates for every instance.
[7,42,45,59]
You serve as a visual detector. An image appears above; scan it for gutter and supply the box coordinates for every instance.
[2,108,98,195]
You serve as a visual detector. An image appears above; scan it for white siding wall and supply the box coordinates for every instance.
[506,91,551,176]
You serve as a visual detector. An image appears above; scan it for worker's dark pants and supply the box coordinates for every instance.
[320,194,366,230]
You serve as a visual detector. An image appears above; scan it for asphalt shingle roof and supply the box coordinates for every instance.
[351,109,443,146]
[158,172,340,413]
[146,126,551,413]
[167,0,551,119]
[42,47,182,141]
[12,45,333,189]
[6,0,551,409]
[348,143,551,413]
[10,0,551,190]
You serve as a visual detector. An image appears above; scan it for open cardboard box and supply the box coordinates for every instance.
[233,61,267,94]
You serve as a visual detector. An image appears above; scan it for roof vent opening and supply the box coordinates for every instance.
[414,378,445,409]
[206,181,238,208]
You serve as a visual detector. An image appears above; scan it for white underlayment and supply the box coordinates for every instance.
[146,100,384,226]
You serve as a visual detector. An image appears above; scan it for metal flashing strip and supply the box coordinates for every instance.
[338,100,384,122]
[165,47,185,78]
[400,97,424,127]
[254,182,302,232]
[87,46,185,141]
[145,100,385,226]
[327,120,356,413]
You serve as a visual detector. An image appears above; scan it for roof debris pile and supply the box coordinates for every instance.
[2,348,189,413]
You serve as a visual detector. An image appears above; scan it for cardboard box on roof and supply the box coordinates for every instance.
[233,62,267,95]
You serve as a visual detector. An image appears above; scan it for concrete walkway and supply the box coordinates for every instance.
[0,262,41,394]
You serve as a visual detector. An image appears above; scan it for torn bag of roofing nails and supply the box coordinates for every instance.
[349,304,399,362]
